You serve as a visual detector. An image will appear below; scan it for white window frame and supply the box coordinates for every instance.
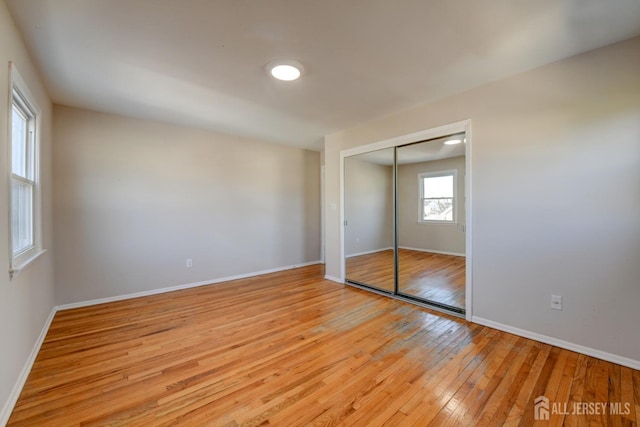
[8,63,44,279]
[418,169,457,224]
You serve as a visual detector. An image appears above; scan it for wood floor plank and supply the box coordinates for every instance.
[7,264,639,426]
[546,350,577,427]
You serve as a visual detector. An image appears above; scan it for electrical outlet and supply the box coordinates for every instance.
[186,258,193,268]
[551,295,562,310]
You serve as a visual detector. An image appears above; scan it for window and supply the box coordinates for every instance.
[9,65,42,278]
[418,170,457,223]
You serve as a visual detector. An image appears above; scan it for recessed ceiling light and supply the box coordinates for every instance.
[268,60,304,81]
[271,65,300,81]
[444,138,462,145]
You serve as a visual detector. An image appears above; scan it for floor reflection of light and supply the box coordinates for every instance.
[438,390,455,406]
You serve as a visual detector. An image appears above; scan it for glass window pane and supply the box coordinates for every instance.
[12,180,33,254]
[423,198,453,221]
[12,105,28,178]
[423,175,453,198]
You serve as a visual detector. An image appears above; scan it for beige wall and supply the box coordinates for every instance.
[53,106,321,304]
[0,1,55,421]
[344,156,393,256]
[398,156,465,255]
[324,37,640,362]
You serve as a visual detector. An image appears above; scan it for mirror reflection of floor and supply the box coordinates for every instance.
[345,249,395,292]
[345,248,465,309]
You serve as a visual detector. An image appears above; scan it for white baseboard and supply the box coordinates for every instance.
[345,247,393,259]
[398,246,465,257]
[58,260,322,311]
[324,275,344,284]
[471,316,640,370]
[0,307,57,426]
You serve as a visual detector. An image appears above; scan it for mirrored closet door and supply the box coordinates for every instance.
[344,148,395,293]
[397,135,466,313]
[343,133,467,316]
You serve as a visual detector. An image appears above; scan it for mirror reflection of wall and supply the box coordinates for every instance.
[397,135,466,310]
[397,157,465,255]
[344,148,395,292]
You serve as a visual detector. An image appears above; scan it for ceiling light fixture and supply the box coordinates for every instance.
[444,138,462,145]
[268,60,304,81]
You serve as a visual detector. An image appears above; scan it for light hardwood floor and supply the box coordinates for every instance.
[9,265,640,426]
[346,249,465,309]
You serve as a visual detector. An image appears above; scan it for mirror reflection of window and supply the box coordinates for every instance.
[419,172,456,223]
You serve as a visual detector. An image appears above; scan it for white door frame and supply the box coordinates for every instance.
[339,119,473,320]
[321,165,325,264]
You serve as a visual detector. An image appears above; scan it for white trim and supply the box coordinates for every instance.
[339,154,346,282]
[472,316,640,371]
[7,64,41,116]
[464,123,473,321]
[398,246,465,257]
[57,261,322,311]
[0,307,56,426]
[345,247,394,259]
[324,275,344,284]
[320,165,325,264]
[7,62,43,281]
[9,249,46,280]
[340,120,471,159]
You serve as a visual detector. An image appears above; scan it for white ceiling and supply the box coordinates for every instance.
[7,0,640,151]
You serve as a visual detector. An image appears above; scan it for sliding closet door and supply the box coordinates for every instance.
[396,135,466,313]
[344,148,395,292]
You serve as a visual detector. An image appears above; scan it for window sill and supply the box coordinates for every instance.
[417,221,458,226]
[10,249,46,280]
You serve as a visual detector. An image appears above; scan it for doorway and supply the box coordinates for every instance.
[341,122,471,318]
